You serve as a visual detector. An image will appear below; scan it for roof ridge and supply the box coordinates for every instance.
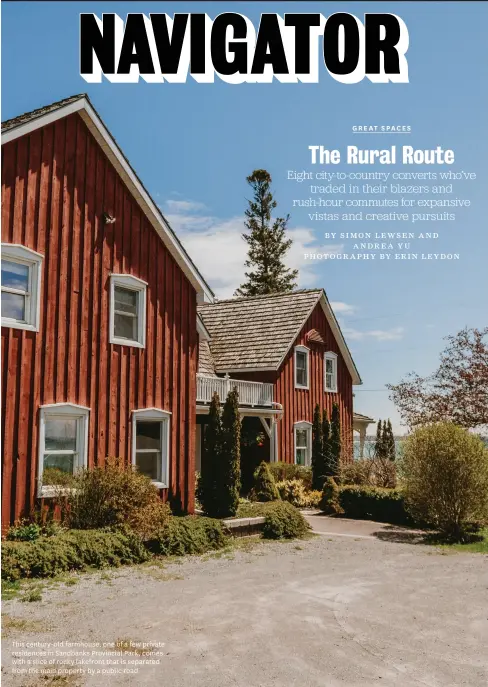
[198,288,323,307]
[1,93,87,129]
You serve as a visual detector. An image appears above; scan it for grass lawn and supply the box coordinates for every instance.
[434,528,488,554]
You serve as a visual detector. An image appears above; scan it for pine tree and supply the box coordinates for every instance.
[322,409,333,476]
[312,404,325,490]
[329,403,341,477]
[197,392,222,517]
[219,386,242,517]
[252,461,279,502]
[234,169,298,297]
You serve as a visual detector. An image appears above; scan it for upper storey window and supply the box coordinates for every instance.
[1,244,43,332]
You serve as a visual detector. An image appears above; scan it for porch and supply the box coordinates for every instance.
[195,374,282,484]
[197,373,274,408]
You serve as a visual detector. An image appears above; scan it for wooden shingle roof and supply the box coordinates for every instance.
[197,289,360,385]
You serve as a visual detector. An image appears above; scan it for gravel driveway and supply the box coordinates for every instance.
[2,523,488,687]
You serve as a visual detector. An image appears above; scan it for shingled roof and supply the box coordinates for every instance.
[198,289,361,384]
[1,94,86,133]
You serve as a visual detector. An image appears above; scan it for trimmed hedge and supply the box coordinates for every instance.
[2,529,149,581]
[145,516,229,556]
[339,486,410,525]
[262,502,310,539]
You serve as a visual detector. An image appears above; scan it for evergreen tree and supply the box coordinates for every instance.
[252,461,280,502]
[312,404,325,490]
[386,419,396,461]
[322,409,334,476]
[219,387,242,517]
[234,169,298,297]
[329,403,342,477]
[197,392,222,517]
[375,420,384,459]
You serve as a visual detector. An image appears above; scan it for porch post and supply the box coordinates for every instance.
[270,419,279,463]
[359,426,366,458]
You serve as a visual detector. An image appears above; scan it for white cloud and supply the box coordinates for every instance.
[342,325,405,342]
[165,199,207,213]
[330,302,356,316]
[163,199,342,299]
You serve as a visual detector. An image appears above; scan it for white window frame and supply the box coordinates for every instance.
[324,351,338,393]
[294,345,310,390]
[294,421,312,466]
[38,403,90,497]
[1,244,43,332]
[132,408,171,489]
[109,273,147,348]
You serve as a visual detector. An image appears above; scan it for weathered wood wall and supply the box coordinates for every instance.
[1,112,197,525]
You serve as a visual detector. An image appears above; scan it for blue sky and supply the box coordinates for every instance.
[2,1,487,432]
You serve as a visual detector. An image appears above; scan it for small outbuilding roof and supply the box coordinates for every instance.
[198,289,361,384]
[353,412,375,424]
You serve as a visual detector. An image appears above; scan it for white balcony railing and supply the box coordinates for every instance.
[197,373,273,407]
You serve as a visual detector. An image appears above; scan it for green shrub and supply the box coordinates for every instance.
[6,519,64,542]
[402,423,488,539]
[320,477,343,515]
[339,485,409,524]
[146,516,229,556]
[267,462,312,490]
[275,479,318,508]
[251,462,280,502]
[6,521,42,542]
[2,529,149,581]
[61,457,171,537]
[339,458,396,488]
[262,502,310,539]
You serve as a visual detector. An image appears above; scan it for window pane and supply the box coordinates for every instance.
[114,313,137,340]
[296,448,306,466]
[297,368,306,386]
[114,286,137,315]
[136,451,160,481]
[45,419,77,451]
[44,454,75,477]
[296,351,306,369]
[1,260,29,291]
[326,373,334,389]
[136,421,161,450]
[2,292,25,320]
[296,429,308,448]
[326,359,334,373]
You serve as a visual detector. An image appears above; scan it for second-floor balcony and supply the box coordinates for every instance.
[197,373,274,407]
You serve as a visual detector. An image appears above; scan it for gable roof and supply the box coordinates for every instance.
[1,94,214,303]
[198,289,361,385]
[353,412,375,424]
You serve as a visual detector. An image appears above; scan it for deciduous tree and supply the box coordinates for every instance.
[387,327,488,431]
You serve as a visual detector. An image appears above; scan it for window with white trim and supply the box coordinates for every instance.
[1,244,43,331]
[38,404,89,495]
[109,274,147,348]
[324,351,338,392]
[132,408,171,488]
[294,422,312,466]
[294,345,309,389]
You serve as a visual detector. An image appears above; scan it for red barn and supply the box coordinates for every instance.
[1,94,213,525]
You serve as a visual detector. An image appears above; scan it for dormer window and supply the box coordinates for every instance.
[294,345,310,389]
[325,351,338,392]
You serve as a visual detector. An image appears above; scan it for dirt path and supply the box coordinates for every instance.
[2,533,487,687]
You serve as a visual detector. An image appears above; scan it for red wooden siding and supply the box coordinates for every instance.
[235,301,353,464]
[274,303,353,463]
[1,113,197,525]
